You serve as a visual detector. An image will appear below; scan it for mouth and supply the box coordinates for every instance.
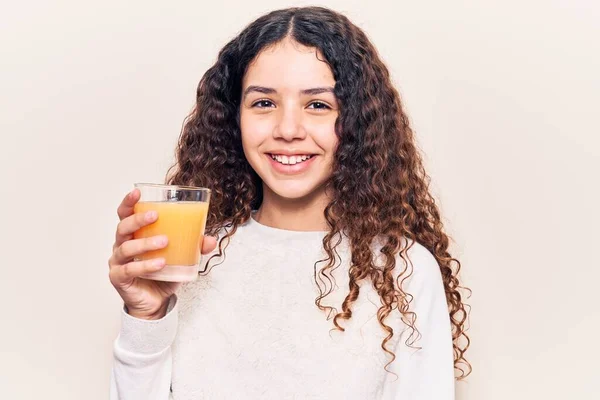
[265,153,317,174]
[267,154,315,165]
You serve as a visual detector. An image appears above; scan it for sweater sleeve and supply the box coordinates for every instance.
[110,295,178,400]
[380,244,456,400]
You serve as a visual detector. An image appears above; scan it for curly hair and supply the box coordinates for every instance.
[167,6,471,378]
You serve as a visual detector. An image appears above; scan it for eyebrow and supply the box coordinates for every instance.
[243,85,335,98]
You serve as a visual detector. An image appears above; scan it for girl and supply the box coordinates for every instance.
[109,6,470,399]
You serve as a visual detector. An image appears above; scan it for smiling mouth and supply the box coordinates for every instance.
[268,154,315,165]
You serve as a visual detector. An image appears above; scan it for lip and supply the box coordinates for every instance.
[266,150,316,156]
[266,153,317,175]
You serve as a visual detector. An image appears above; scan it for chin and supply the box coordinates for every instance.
[265,180,324,201]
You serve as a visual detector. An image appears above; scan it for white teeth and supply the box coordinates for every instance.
[270,154,312,165]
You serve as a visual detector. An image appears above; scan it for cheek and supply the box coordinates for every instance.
[240,112,273,150]
[311,121,338,156]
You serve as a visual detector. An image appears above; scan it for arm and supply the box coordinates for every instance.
[110,295,178,400]
[381,244,455,400]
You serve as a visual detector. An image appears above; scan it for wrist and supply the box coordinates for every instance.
[126,302,169,320]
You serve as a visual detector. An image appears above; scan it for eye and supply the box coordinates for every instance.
[252,99,275,108]
[307,101,331,110]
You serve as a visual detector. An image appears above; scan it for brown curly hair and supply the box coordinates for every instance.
[167,6,471,378]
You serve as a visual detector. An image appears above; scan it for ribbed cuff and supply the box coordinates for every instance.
[116,295,178,355]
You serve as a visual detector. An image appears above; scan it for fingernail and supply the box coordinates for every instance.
[152,258,165,267]
[154,236,168,246]
[146,211,157,221]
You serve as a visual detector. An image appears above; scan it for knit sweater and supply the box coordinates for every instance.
[110,214,455,399]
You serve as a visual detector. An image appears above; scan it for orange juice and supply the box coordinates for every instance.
[133,201,209,266]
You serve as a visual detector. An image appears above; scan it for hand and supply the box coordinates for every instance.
[108,188,217,320]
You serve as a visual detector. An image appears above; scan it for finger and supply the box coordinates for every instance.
[201,235,217,255]
[114,235,168,264]
[115,210,158,247]
[110,258,166,285]
[117,188,141,221]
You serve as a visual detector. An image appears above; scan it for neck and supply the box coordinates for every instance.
[254,184,330,232]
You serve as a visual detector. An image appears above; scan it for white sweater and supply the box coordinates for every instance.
[110,215,455,399]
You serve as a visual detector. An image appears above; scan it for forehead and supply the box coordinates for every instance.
[242,39,335,89]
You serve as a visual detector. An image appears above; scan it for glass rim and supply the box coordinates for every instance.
[134,182,211,193]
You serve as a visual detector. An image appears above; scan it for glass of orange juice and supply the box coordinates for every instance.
[133,183,211,282]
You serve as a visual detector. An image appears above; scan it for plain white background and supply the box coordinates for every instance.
[1,0,598,399]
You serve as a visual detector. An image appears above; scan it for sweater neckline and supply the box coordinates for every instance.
[246,211,328,240]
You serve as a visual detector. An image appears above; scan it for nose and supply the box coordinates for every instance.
[273,107,306,141]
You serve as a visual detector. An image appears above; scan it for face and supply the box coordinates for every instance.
[240,38,339,202]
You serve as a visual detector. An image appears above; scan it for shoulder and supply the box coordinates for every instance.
[404,240,444,290]
[404,240,441,279]
[372,237,443,291]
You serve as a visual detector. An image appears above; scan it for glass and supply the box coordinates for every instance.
[132,183,211,282]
